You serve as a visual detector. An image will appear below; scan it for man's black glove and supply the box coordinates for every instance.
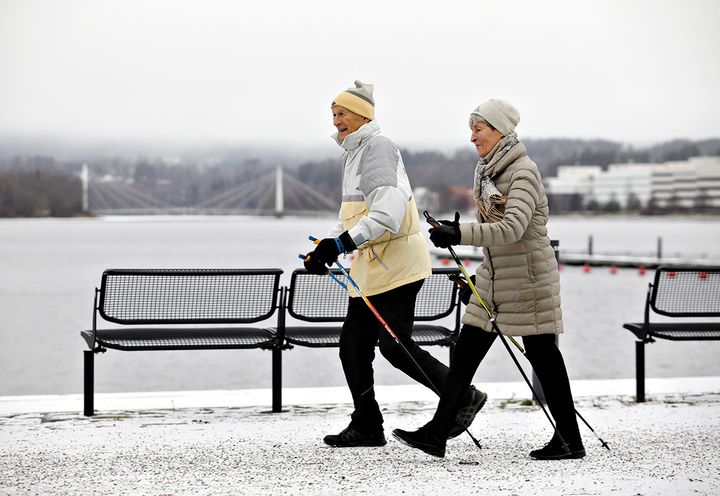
[428,211,461,248]
[303,253,329,275]
[305,231,357,273]
[458,275,476,305]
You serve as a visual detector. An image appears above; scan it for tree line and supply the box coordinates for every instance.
[1,137,718,217]
[0,169,82,217]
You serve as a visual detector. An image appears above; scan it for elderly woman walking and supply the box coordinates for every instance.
[392,99,585,460]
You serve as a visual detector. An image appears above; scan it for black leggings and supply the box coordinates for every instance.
[428,325,581,445]
[339,280,450,432]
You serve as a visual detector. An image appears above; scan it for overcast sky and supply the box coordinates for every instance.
[1,0,718,153]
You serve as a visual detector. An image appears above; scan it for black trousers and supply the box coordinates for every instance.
[339,279,450,432]
[427,324,582,445]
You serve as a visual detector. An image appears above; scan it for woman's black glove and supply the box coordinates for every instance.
[458,275,476,305]
[428,211,461,248]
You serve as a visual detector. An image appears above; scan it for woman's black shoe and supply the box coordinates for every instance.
[392,427,446,458]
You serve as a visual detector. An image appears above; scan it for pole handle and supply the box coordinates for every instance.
[423,210,441,228]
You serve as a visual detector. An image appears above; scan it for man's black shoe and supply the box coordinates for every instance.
[447,386,488,439]
[392,427,446,458]
[323,426,387,447]
[529,435,585,460]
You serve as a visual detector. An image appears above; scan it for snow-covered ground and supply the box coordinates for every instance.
[1,378,719,495]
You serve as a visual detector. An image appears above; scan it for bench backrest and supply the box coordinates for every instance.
[99,269,283,324]
[287,267,461,322]
[650,266,720,317]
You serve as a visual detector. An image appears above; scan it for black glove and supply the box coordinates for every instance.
[311,231,357,267]
[429,212,461,248]
[459,275,476,305]
[303,253,329,275]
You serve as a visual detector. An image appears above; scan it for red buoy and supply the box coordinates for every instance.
[638,266,646,276]
[609,266,617,275]
[583,263,591,273]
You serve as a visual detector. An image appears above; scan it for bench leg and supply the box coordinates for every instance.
[635,341,645,403]
[84,350,94,416]
[272,348,282,413]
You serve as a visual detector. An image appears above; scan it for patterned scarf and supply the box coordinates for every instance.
[473,132,519,222]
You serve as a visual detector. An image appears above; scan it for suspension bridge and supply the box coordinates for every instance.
[82,165,337,217]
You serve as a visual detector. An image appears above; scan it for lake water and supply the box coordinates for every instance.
[1,214,719,397]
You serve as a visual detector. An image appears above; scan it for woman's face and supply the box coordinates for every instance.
[470,121,503,158]
[332,106,369,142]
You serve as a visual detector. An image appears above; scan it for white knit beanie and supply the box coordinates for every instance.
[470,99,520,135]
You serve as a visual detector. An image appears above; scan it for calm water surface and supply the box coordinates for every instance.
[1,214,719,396]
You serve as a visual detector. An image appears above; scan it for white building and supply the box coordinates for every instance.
[591,164,654,208]
[546,156,720,211]
[545,165,601,197]
[651,157,720,209]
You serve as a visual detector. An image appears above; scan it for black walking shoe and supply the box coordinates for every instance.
[530,435,585,460]
[447,386,488,439]
[392,427,446,458]
[323,426,387,448]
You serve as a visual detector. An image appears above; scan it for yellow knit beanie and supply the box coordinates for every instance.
[332,80,375,120]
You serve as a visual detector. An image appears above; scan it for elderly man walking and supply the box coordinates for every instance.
[302,80,487,448]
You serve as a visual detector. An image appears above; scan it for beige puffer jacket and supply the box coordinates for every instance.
[458,141,563,336]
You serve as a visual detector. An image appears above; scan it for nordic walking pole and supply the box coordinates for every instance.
[298,253,403,346]
[424,211,610,451]
[300,240,483,449]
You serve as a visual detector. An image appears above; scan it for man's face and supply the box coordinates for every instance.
[470,121,503,158]
[332,106,368,142]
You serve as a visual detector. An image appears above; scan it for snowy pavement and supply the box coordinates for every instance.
[1,378,719,495]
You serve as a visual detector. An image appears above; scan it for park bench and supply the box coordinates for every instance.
[623,265,720,402]
[81,268,284,416]
[270,267,463,410]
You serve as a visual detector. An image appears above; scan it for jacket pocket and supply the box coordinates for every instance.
[524,241,536,282]
[339,201,368,230]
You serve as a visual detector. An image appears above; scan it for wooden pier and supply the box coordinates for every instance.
[431,248,720,269]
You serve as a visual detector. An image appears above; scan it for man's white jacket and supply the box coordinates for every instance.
[328,121,431,297]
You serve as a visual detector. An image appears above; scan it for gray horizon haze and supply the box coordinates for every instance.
[1,0,719,153]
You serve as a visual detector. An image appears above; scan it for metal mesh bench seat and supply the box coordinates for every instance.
[282,323,454,348]
[623,265,720,402]
[82,327,277,351]
[623,322,720,342]
[280,267,461,348]
[82,268,283,416]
